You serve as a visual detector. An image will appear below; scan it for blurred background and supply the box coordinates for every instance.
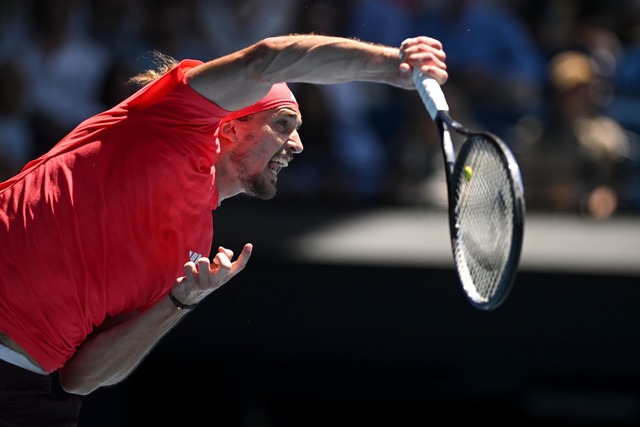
[2,0,639,425]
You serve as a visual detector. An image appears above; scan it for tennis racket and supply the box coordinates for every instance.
[413,70,525,310]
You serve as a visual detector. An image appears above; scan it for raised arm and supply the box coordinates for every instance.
[185,34,447,112]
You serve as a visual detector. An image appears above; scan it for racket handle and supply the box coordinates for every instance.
[412,69,449,120]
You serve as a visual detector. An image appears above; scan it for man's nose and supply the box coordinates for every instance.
[288,131,303,154]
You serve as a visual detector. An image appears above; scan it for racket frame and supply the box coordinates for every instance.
[413,71,525,310]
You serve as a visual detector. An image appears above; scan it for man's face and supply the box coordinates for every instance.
[223,106,303,200]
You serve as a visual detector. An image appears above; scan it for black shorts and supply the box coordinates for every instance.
[0,359,81,427]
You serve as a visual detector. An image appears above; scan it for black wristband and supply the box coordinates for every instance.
[168,290,198,310]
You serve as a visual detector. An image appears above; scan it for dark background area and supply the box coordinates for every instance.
[77,200,640,426]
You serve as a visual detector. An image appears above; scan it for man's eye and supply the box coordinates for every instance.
[277,120,291,131]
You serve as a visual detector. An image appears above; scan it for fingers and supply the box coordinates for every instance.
[215,246,234,260]
[183,261,198,280]
[416,62,448,85]
[399,36,448,85]
[212,250,232,269]
[400,36,443,55]
[400,36,445,62]
[235,243,253,270]
[196,244,253,284]
[172,244,253,307]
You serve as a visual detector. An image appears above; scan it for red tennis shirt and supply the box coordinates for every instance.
[0,60,227,372]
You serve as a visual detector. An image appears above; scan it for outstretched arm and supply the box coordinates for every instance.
[58,244,253,395]
[186,34,447,112]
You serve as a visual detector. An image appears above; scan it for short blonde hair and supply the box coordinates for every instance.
[128,51,179,87]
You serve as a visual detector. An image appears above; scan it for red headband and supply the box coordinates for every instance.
[221,83,298,122]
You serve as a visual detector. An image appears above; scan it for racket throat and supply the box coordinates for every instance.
[439,122,456,181]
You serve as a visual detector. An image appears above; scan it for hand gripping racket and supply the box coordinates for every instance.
[413,70,525,310]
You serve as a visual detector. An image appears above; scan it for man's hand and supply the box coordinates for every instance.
[171,243,253,306]
[60,244,253,394]
[398,36,448,88]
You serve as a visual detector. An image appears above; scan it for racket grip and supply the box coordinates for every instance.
[412,69,449,120]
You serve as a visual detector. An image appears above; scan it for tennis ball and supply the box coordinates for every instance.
[464,165,473,182]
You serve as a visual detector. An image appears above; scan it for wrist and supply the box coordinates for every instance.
[168,290,198,310]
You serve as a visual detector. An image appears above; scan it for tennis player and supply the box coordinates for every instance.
[0,33,447,426]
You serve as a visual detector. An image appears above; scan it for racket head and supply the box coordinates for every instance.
[448,132,525,310]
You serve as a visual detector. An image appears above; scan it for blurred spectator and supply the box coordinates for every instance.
[613,24,640,135]
[196,0,298,57]
[343,0,418,205]
[0,0,29,55]
[281,0,392,205]
[407,0,546,139]
[9,0,111,154]
[337,0,546,206]
[0,60,34,181]
[130,0,208,61]
[616,0,640,105]
[612,1,640,210]
[82,0,146,59]
[0,0,638,214]
[514,50,631,218]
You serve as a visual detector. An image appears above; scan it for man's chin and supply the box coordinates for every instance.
[251,190,276,201]
[246,179,277,200]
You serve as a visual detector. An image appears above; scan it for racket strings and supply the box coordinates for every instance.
[453,137,515,303]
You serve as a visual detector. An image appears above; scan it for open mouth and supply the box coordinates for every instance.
[268,156,289,176]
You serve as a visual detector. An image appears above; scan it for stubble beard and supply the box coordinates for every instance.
[243,172,276,200]
[231,150,277,200]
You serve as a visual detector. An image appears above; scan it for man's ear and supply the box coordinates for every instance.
[218,120,238,142]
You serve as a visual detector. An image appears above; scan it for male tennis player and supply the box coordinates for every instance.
[0,33,447,425]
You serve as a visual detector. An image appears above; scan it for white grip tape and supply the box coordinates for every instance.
[412,69,449,120]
